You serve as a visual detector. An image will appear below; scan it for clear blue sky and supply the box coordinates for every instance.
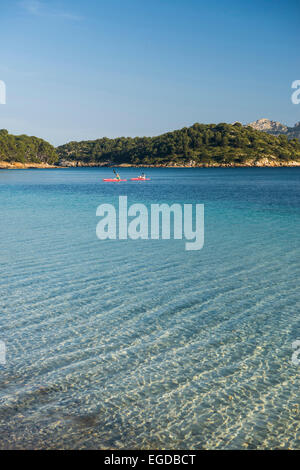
[1,0,299,146]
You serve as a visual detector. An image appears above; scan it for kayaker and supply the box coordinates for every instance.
[140,172,146,180]
[113,169,121,180]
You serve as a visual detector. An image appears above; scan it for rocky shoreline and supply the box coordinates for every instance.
[0,161,59,170]
[57,157,300,168]
[1,158,300,169]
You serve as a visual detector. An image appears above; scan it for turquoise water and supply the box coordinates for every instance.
[0,167,299,449]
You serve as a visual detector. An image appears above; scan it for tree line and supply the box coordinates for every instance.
[1,123,300,166]
[0,129,57,164]
[57,122,300,165]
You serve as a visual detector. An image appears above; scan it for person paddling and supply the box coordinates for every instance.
[113,169,121,180]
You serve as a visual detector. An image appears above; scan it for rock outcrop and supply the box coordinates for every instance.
[247,118,300,139]
[0,161,59,169]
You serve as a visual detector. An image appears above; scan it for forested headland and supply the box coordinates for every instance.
[1,123,300,168]
[0,129,57,166]
[56,122,300,166]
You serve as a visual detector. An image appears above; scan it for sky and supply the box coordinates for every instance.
[0,0,299,146]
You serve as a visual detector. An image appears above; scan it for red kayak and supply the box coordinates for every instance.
[103,178,127,182]
[130,177,150,181]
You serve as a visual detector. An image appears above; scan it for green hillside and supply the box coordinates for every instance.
[57,122,300,166]
[1,123,300,167]
[0,129,58,164]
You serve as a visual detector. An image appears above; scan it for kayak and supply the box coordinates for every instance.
[130,178,150,181]
[103,178,127,182]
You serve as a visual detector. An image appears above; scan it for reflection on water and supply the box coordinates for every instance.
[0,168,299,449]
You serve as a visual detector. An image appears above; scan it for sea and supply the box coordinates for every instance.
[0,167,299,449]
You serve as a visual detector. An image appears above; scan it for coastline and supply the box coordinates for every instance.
[1,160,300,169]
[117,160,300,168]
[0,161,62,170]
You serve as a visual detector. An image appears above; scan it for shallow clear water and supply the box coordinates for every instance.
[0,167,299,449]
